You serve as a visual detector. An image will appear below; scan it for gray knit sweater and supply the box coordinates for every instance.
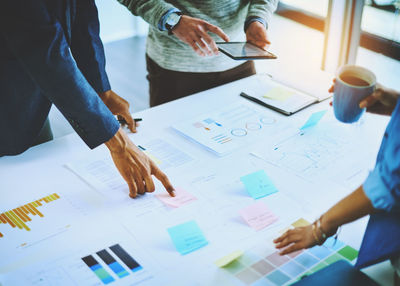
[117,0,278,72]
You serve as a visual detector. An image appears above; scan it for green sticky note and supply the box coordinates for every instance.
[338,246,359,261]
[263,87,294,101]
[167,220,208,255]
[240,170,278,199]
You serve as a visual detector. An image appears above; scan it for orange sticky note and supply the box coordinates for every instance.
[156,187,197,208]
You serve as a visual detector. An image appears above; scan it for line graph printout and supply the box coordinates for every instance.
[251,121,372,187]
[172,102,289,156]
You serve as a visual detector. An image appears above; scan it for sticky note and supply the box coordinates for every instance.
[291,218,310,228]
[300,110,327,130]
[155,187,197,208]
[215,250,244,267]
[167,221,208,255]
[240,170,278,199]
[240,202,278,231]
[263,87,294,101]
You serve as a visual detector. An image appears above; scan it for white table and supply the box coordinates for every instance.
[0,75,391,285]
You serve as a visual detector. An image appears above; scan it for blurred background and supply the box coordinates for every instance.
[49,0,400,141]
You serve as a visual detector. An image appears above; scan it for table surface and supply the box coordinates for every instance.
[0,74,390,286]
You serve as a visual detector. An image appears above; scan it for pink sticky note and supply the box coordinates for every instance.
[155,187,197,208]
[239,202,278,231]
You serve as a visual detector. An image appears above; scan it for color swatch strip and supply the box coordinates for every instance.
[0,193,60,237]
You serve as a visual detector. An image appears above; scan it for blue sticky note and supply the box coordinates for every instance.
[300,110,327,130]
[167,220,208,255]
[240,170,278,199]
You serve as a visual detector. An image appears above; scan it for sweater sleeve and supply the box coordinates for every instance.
[117,0,176,29]
[247,0,279,27]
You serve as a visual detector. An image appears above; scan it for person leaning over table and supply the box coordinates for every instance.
[274,84,400,285]
[0,0,175,199]
[117,0,278,107]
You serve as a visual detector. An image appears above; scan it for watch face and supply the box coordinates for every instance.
[166,13,181,28]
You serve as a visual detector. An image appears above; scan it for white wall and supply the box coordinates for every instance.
[96,0,148,43]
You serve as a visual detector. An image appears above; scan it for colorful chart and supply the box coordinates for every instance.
[0,193,60,237]
[82,244,143,285]
[222,220,359,286]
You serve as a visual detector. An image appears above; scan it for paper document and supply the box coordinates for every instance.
[172,102,286,156]
[242,75,318,115]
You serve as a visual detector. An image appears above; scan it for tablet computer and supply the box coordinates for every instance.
[217,42,277,60]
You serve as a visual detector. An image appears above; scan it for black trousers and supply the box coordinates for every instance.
[146,54,256,107]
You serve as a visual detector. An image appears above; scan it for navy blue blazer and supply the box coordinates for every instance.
[0,0,119,156]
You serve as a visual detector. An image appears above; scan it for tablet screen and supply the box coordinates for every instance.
[217,42,277,60]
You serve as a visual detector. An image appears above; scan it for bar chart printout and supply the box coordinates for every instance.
[0,193,60,238]
[82,244,143,285]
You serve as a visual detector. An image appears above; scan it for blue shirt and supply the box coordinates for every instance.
[363,99,400,212]
[0,0,119,156]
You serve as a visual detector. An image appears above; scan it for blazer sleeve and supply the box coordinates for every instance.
[0,0,119,149]
[70,0,111,93]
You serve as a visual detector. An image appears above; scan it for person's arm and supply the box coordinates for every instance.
[274,186,375,255]
[117,0,229,56]
[245,0,278,50]
[0,0,174,198]
[71,0,137,132]
[274,99,400,254]
[0,0,118,149]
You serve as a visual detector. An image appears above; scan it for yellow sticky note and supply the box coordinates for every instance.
[291,218,310,228]
[263,87,294,101]
[215,250,244,268]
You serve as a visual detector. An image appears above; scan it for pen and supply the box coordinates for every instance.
[118,118,143,125]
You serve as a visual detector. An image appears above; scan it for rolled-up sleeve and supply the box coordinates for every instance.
[363,101,400,212]
[0,0,119,149]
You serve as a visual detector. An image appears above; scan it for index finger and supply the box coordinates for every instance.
[152,166,175,197]
[359,94,379,109]
[205,23,229,42]
[121,111,137,133]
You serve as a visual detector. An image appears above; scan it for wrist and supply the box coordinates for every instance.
[105,128,127,154]
[319,214,338,237]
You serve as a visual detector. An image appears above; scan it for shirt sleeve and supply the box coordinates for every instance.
[247,0,279,28]
[363,101,400,212]
[0,0,119,149]
[70,0,111,93]
[117,0,176,29]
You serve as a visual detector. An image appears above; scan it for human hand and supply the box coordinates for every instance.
[105,128,175,198]
[273,225,317,255]
[246,21,271,50]
[172,15,230,57]
[359,84,399,115]
[99,90,137,133]
[329,81,399,115]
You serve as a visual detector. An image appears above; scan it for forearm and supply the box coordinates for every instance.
[321,185,376,236]
[117,0,175,28]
